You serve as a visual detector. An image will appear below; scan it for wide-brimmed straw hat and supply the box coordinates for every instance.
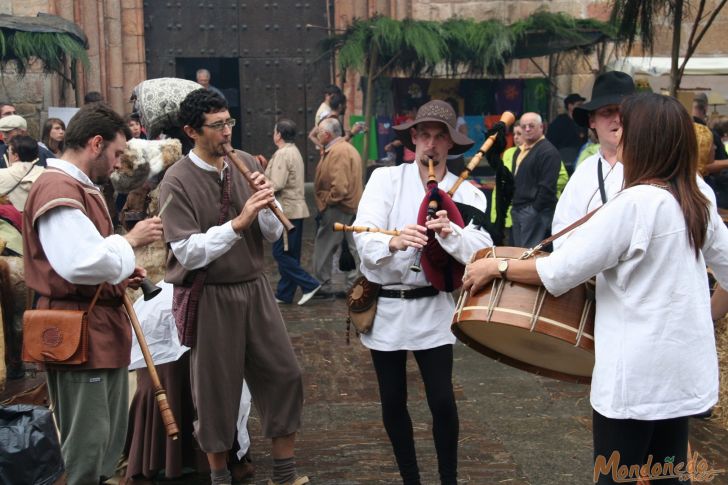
[573,71,635,128]
[393,100,474,155]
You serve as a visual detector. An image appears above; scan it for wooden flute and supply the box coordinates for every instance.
[447,111,516,197]
[222,143,296,232]
[123,294,179,439]
[333,222,400,237]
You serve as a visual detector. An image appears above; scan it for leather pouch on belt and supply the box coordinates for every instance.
[22,309,88,365]
[346,276,381,335]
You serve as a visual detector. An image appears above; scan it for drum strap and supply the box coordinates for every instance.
[597,158,607,204]
[525,178,671,257]
[523,207,601,257]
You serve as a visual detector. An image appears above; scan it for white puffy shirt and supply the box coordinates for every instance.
[552,152,624,250]
[537,184,728,420]
[353,162,492,351]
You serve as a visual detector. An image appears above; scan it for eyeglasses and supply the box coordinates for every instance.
[203,118,236,131]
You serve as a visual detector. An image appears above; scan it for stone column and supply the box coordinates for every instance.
[120,0,147,107]
[104,0,125,114]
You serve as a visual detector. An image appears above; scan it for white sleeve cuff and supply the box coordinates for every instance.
[257,206,284,242]
[106,234,137,284]
[435,222,463,253]
[221,220,242,240]
[536,256,569,297]
[357,233,396,269]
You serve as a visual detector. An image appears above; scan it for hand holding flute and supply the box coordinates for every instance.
[223,143,296,232]
[230,172,279,232]
[389,224,428,252]
[333,221,427,252]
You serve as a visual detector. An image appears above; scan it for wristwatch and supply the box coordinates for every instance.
[497,259,509,280]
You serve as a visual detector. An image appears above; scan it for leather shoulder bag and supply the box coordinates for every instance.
[22,285,103,365]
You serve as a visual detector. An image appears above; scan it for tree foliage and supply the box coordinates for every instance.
[610,0,728,95]
[610,0,674,53]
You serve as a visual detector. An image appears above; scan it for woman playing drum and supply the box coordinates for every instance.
[463,93,728,485]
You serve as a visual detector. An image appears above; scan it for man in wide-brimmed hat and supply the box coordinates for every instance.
[351,99,494,485]
[551,70,635,248]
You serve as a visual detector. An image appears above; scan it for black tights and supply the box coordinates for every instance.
[592,410,690,485]
[370,345,458,485]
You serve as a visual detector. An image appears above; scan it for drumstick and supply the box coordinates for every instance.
[133,194,172,298]
[157,193,174,218]
[333,222,400,237]
[447,111,516,197]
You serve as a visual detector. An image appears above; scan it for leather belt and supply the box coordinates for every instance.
[379,286,439,299]
[50,297,123,308]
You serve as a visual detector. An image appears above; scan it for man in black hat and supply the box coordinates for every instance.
[546,92,587,170]
[551,71,635,246]
[352,99,495,485]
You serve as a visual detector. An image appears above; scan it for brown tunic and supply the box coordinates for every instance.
[23,169,130,370]
[159,151,303,452]
[162,152,264,284]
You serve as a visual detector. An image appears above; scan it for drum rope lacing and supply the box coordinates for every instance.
[469,247,594,347]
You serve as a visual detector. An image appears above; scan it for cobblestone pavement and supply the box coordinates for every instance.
[236,232,728,485]
[8,223,728,485]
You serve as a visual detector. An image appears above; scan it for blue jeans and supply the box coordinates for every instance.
[273,218,320,303]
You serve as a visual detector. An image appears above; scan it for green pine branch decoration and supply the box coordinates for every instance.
[327,12,616,80]
[0,29,88,81]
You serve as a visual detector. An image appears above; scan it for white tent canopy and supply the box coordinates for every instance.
[610,56,728,76]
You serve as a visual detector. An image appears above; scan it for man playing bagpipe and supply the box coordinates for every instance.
[351,99,506,484]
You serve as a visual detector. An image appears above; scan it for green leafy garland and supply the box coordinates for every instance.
[325,10,617,79]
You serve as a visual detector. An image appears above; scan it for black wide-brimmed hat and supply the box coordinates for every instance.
[393,100,474,155]
[573,71,635,128]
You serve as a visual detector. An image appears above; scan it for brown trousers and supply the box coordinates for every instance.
[190,275,303,453]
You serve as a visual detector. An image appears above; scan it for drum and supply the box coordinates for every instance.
[452,247,595,384]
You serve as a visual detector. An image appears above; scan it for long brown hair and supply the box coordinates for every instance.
[621,92,709,256]
[41,117,65,155]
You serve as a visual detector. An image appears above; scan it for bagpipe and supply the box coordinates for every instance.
[335,111,515,292]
